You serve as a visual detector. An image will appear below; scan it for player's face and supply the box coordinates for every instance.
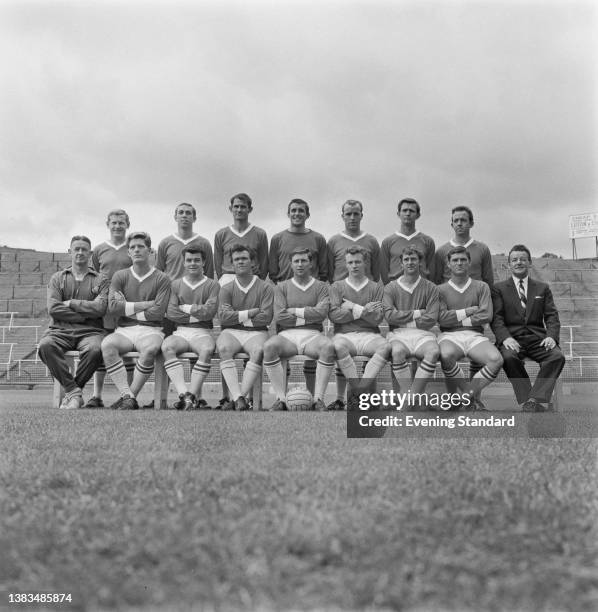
[346,253,365,277]
[451,211,472,236]
[184,252,204,276]
[342,204,363,232]
[398,203,419,225]
[232,250,252,275]
[107,215,129,240]
[230,198,251,221]
[291,254,312,278]
[128,238,151,264]
[508,251,531,278]
[448,253,470,277]
[401,253,421,274]
[288,204,309,228]
[175,205,195,228]
[69,240,91,266]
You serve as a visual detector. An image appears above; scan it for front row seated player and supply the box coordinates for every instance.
[263,248,334,411]
[101,232,171,410]
[328,246,390,410]
[161,246,219,410]
[39,236,109,409]
[437,246,503,409]
[382,246,440,408]
[216,244,274,410]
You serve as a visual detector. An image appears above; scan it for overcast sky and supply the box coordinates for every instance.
[1,0,596,258]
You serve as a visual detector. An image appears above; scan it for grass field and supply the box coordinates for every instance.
[1,395,597,612]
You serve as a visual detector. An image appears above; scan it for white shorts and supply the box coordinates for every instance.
[333,332,385,355]
[218,274,236,287]
[219,328,269,351]
[278,329,322,355]
[387,329,438,356]
[113,325,165,347]
[173,326,213,344]
[438,330,489,356]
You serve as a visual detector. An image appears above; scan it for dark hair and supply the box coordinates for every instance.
[230,193,252,208]
[106,209,130,226]
[400,246,423,261]
[287,198,310,216]
[345,245,368,260]
[231,243,256,261]
[508,244,532,262]
[70,235,92,247]
[397,198,421,216]
[451,206,474,224]
[290,247,313,262]
[182,246,206,261]
[127,232,151,248]
[446,245,471,262]
[341,199,363,214]
[175,202,197,220]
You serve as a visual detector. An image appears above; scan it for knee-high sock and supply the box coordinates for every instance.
[470,364,500,394]
[241,361,262,397]
[335,368,347,401]
[130,360,154,397]
[164,358,187,395]
[264,358,286,400]
[442,363,469,393]
[304,360,316,395]
[391,360,411,392]
[220,359,241,400]
[106,359,132,397]
[363,353,387,379]
[190,361,211,397]
[336,355,358,381]
[314,360,335,401]
[412,358,437,394]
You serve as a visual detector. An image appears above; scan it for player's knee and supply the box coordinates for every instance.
[375,343,391,360]
[217,343,234,359]
[249,347,264,363]
[319,339,335,361]
[263,339,279,360]
[161,343,177,359]
[334,342,350,359]
[424,346,440,363]
[391,346,406,362]
[488,352,503,369]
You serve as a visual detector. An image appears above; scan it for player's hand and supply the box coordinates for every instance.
[341,300,354,311]
[502,338,520,352]
[465,306,479,316]
[540,337,556,351]
[287,308,296,316]
[62,300,71,307]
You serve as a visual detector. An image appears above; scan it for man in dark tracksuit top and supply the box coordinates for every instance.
[39,235,109,409]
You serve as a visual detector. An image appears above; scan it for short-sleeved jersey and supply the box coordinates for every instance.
[438,278,493,334]
[214,224,269,280]
[432,239,494,287]
[380,231,435,284]
[166,276,220,329]
[329,278,384,334]
[274,278,330,333]
[269,230,328,283]
[383,277,440,331]
[327,232,381,282]
[218,276,274,332]
[156,233,214,281]
[108,267,171,328]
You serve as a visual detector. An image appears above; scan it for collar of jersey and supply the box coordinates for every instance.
[449,238,474,248]
[183,277,208,290]
[345,277,369,292]
[397,276,421,294]
[340,232,366,242]
[171,233,199,245]
[448,278,472,293]
[292,277,315,292]
[395,230,420,240]
[228,224,253,238]
[235,275,258,294]
[130,267,156,283]
[105,241,128,250]
[64,267,98,278]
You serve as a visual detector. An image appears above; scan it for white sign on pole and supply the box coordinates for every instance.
[568,213,598,239]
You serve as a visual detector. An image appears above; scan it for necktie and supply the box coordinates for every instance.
[518,279,527,310]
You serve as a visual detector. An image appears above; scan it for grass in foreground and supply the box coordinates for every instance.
[0,406,596,612]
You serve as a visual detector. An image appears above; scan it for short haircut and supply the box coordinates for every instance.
[230,193,252,208]
[127,232,151,248]
[400,246,423,261]
[290,247,313,262]
[70,235,92,248]
[509,244,532,261]
[181,245,206,261]
[175,202,197,219]
[231,243,256,261]
[341,199,363,213]
[106,209,130,226]
[287,198,310,215]
[397,197,421,215]
[345,245,367,260]
[451,205,474,224]
[446,245,471,262]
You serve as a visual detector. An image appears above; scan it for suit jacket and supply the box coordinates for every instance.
[491,277,561,345]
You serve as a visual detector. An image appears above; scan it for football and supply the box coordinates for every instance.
[285,387,314,411]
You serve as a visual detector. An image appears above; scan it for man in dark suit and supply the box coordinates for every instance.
[491,244,565,411]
